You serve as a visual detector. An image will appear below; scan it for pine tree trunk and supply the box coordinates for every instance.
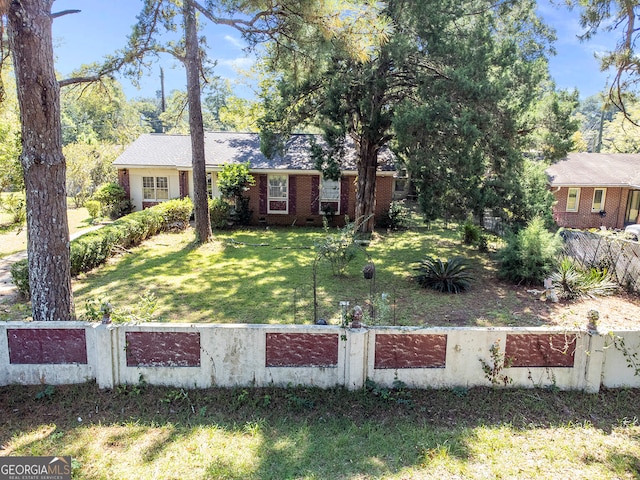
[354,138,378,233]
[184,0,212,243]
[8,0,74,321]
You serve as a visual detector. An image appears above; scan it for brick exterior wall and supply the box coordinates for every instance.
[117,169,130,198]
[246,173,395,227]
[552,186,632,230]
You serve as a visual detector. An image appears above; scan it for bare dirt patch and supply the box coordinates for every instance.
[429,266,640,330]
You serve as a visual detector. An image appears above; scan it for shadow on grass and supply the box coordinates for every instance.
[1,383,639,479]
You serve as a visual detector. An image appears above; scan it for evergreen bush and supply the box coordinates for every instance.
[497,216,562,285]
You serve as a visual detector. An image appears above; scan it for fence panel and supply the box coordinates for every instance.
[561,230,640,293]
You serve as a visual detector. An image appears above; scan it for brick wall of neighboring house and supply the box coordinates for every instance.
[375,176,395,220]
[117,169,130,198]
[552,186,630,230]
[246,173,395,227]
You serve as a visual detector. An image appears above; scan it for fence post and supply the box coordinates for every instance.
[344,328,369,390]
[583,331,605,393]
[93,324,118,389]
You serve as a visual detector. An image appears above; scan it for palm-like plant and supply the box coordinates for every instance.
[551,257,618,300]
[414,256,473,293]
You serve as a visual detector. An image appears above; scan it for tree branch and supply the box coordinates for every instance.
[51,9,80,19]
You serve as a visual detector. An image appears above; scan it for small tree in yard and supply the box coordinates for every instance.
[497,216,562,285]
[217,163,255,225]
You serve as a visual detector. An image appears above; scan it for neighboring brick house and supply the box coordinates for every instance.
[113,132,398,227]
[546,153,640,230]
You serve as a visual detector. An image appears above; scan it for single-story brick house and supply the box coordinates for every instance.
[546,152,640,230]
[113,132,400,226]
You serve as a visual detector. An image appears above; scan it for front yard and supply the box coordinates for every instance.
[60,225,640,328]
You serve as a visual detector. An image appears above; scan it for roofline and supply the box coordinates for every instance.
[550,182,640,189]
[113,165,397,176]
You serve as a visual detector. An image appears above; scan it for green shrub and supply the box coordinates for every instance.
[155,197,193,231]
[551,257,618,300]
[381,200,411,230]
[92,182,131,220]
[1,193,26,225]
[462,220,481,245]
[85,200,102,221]
[497,216,562,285]
[13,199,194,292]
[414,256,473,293]
[209,198,230,229]
[316,218,361,276]
[10,259,30,299]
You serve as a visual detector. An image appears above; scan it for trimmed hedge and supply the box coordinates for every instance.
[11,198,193,297]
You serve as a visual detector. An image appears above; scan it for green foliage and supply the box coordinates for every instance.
[607,333,640,377]
[480,340,513,387]
[510,159,556,229]
[83,293,159,323]
[217,163,255,225]
[497,217,562,285]
[155,197,193,231]
[551,257,618,300]
[381,200,411,230]
[393,1,556,228]
[526,89,580,161]
[35,385,55,400]
[414,256,473,293]
[461,220,488,252]
[10,260,30,299]
[462,220,481,245]
[12,198,193,294]
[0,192,26,225]
[92,182,131,220]
[83,297,113,322]
[217,163,255,201]
[364,379,413,406]
[61,75,147,145]
[64,143,119,208]
[208,198,231,229]
[85,200,102,222]
[316,218,361,276]
[0,66,23,192]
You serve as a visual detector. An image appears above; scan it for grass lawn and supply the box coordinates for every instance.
[1,383,638,479]
[0,193,93,258]
[70,225,527,326]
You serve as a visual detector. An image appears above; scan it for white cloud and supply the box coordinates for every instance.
[224,35,245,49]
[219,57,255,70]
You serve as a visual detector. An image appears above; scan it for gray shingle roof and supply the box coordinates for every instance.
[546,152,640,188]
[113,132,396,172]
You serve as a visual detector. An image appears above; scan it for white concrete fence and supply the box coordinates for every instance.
[1,322,639,393]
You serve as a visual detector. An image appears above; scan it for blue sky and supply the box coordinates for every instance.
[52,0,620,101]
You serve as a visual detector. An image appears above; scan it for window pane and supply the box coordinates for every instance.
[143,177,155,200]
[321,179,340,201]
[155,177,169,200]
[567,188,579,211]
[593,189,605,211]
[268,176,287,198]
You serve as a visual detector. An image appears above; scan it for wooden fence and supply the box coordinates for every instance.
[561,230,640,293]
